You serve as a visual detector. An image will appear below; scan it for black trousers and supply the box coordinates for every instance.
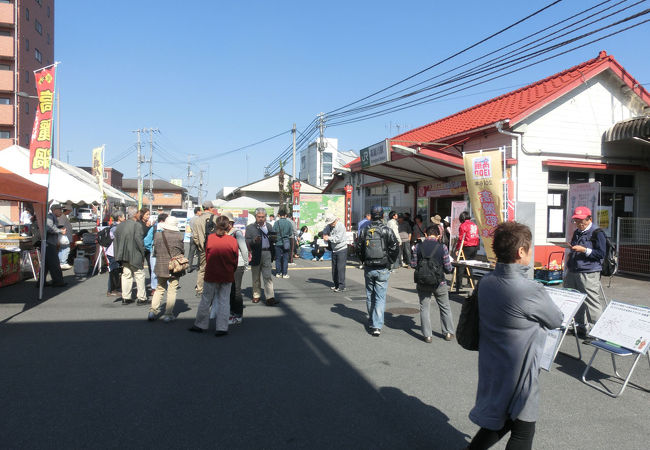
[187,240,198,270]
[457,245,479,286]
[230,266,245,315]
[400,241,412,265]
[44,242,64,284]
[331,249,347,289]
[469,419,535,450]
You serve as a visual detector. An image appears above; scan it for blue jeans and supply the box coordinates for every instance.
[364,267,391,330]
[150,253,158,290]
[274,245,289,276]
[58,244,70,265]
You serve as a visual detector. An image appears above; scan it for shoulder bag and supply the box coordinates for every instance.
[162,231,189,275]
[456,281,480,351]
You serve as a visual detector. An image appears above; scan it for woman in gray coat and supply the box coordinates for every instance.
[148,216,185,323]
[468,222,562,450]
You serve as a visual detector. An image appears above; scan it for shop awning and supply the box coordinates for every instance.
[603,116,650,143]
[349,143,465,185]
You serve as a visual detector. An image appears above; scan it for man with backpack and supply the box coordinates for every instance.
[411,225,455,342]
[355,206,400,337]
[564,206,608,339]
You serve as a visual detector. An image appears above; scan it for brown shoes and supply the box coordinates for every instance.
[265,297,279,306]
[444,333,455,341]
[424,336,433,343]
[252,297,260,304]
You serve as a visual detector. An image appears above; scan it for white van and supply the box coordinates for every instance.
[169,209,188,232]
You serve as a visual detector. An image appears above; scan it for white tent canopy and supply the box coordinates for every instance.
[220,196,271,209]
[0,145,135,205]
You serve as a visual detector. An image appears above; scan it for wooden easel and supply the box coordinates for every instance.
[450,237,475,291]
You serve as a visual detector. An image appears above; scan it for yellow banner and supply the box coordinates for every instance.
[92,146,104,197]
[463,150,504,262]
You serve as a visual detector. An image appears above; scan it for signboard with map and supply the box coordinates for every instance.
[298,193,345,233]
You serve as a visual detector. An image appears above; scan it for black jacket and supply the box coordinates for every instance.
[355,220,400,268]
[245,222,276,266]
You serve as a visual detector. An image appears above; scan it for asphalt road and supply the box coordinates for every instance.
[1,257,648,449]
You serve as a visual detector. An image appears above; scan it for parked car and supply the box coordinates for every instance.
[76,207,95,221]
[169,208,188,232]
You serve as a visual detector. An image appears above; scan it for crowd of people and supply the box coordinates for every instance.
[31,198,611,449]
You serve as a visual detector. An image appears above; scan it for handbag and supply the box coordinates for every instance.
[456,282,480,351]
[162,231,189,274]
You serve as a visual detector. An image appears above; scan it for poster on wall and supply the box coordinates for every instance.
[565,182,600,241]
[596,206,612,236]
[450,201,468,242]
[463,150,505,262]
[416,198,428,220]
[299,194,345,233]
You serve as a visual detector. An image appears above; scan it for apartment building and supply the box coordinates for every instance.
[0,0,54,150]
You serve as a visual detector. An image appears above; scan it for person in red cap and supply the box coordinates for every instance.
[564,206,607,339]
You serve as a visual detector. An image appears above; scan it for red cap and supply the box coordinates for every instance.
[572,206,591,220]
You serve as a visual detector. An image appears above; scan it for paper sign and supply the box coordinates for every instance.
[541,329,563,371]
[589,301,650,354]
[566,182,599,241]
[545,287,586,327]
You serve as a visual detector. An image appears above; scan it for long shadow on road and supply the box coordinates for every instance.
[0,299,468,449]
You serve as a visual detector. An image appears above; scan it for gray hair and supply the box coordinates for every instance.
[254,207,267,216]
[126,205,138,219]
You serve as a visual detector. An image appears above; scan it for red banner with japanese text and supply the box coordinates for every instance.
[463,150,504,262]
[28,66,56,174]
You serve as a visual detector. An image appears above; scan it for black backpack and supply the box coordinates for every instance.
[591,228,618,277]
[414,242,444,287]
[363,226,387,265]
[97,226,113,247]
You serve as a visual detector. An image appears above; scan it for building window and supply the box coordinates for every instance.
[0,64,10,70]
[548,170,567,184]
[35,19,42,35]
[595,173,614,187]
[25,38,29,50]
[25,102,29,113]
[0,30,10,37]
[0,131,11,139]
[23,134,30,145]
[568,171,589,184]
[616,174,634,188]
[0,98,9,104]
[47,5,50,17]
[36,0,42,6]
[322,152,333,176]
[103,171,109,179]
[47,33,50,45]
[24,70,29,83]
[163,193,174,198]
[34,48,42,62]
[547,190,567,238]
[25,7,29,21]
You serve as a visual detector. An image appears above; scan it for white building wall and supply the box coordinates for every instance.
[516,71,647,244]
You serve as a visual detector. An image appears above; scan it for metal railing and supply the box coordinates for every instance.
[616,217,650,277]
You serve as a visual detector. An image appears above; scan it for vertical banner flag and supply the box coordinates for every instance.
[463,150,505,262]
[565,182,600,241]
[92,146,104,196]
[29,66,56,174]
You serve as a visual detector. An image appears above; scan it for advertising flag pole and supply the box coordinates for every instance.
[37,62,60,301]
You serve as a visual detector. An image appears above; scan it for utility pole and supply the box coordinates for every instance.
[198,169,205,206]
[145,128,159,212]
[292,123,296,181]
[317,113,325,188]
[132,129,143,209]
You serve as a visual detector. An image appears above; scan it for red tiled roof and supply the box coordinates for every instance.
[344,157,360,168]
[391,51,650,145]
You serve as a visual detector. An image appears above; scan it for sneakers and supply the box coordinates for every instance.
[136,299,150,306]
[60,263,72,270]
[371,328,381,337]
[330,286,338,291]
[275,274,282,278]
[334,287,346,292]
[444,333,455,341]
[228,314,243,325]
[147,312,156,321]
[162,315,175,323]
[215,330,228,337]
[283,274,290,279]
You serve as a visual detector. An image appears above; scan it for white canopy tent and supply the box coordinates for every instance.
[220,196,271,210]
[0,145,134,205]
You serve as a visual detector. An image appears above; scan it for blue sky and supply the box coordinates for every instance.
[54,0,649,199]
